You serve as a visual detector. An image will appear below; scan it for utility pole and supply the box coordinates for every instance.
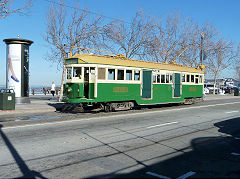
[200,32,204,65]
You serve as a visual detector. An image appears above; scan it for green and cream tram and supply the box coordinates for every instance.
[63,53,204,111]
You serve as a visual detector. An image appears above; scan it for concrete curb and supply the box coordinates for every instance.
[0,95,240,115]
[204,95,240,101]
[0,107,56,115]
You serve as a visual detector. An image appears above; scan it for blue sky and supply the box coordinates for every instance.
[0,0,239,86]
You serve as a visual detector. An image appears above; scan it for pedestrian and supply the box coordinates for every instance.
[51,81,56,97]
[43,88,47,95]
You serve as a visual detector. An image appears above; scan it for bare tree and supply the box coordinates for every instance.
[178,22,218,67]
[206,39,240,94]
[102,10,156,59]
[148,13,182,63]
[45,0,102,101]
[147,13,218,68]
[233,44,240,80]
[0,0,32,18]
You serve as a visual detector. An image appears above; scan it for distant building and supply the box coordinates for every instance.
[224,78,239,87]
[205,78,240,88]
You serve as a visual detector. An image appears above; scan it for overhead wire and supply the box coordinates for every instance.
[43,0,132,24]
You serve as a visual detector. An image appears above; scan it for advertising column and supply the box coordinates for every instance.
[7,44,22,97]
[3,38,33,104]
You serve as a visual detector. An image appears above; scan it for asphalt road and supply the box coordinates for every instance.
[0,98,240,178]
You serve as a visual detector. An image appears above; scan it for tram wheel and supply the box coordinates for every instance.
[104,103,113,112]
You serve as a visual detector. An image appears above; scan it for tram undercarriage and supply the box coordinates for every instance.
[60,101,135,113]
[59,97,202,113]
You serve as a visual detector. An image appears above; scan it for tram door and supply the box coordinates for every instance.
[174,73,181,97]
[89,67,96,99]
[142,71,152,99]
[84,67,89,98]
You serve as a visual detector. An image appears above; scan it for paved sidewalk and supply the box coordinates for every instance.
[0,94,240,115]
[0,95,61,115]
[204,94,240,101]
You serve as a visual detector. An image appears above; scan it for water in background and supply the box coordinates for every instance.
[0,85,60,95]
[30,86,60,95]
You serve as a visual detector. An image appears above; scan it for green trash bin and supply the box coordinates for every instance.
[234,88,239,96]
[0,89,15,110]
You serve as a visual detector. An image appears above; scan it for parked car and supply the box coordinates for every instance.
[223,87,234,94]
[204,87,209,94]
[219,88,225,95]
[208,87,225,94]
[204,84,226,94]
[208,87,218,94]
[223,86,239,94]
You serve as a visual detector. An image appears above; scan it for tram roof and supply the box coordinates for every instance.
[68,53,204,74]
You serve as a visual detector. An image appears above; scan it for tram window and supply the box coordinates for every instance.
[66,67,72,79]
[84,68,89,82]
[126,70,132,80]
[186,74,190,82]
[152,74,156,83]
[166,74,169,83]
[195,75,199,84]
[199,75,203,83]
[98,68,105,80]
[170,74,173,83]
[73,67,82,79]
[108,69,115,80]
[182,74,185,82]
[191,75,194,83]
[134,71,140,81]
[157,74,160,83]
[117,69,124,80]
[161,74,165,83]
[90,67,95,80]
[90,68,95,74]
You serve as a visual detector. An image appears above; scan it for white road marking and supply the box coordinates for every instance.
[2,117,94,130]
[174,101,240,110]
[147,122,179,129]
[3,101,240,130]
[176,171,196,179]
[146,171,196,179]
[146,172,171,179]
[225,111,239,114]
[231,152,240,156]
[235,137,240,140]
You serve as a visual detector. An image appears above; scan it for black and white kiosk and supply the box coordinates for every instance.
[3,38,33,104]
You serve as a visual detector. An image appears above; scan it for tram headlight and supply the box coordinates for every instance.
[67,87,72,92]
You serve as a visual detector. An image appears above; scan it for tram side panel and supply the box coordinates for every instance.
[96,83,141,102]
[182,85,203,99]
[152,83,176,102]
